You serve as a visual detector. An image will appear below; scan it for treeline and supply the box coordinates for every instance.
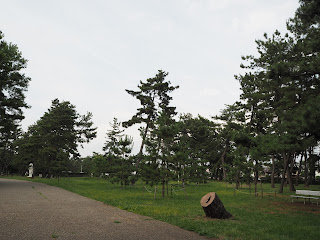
[1,1,320,194]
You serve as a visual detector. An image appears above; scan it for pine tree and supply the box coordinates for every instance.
[123,70,179,169]
[103,118,133,187]
[0,31,31,174]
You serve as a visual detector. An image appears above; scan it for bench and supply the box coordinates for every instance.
[291,190,320,205]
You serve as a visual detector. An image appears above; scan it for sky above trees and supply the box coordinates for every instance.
[0,0,300,156]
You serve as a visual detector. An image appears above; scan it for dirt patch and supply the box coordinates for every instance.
[191,215,239,223]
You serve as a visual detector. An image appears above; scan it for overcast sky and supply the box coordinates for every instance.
[1,0,300,157]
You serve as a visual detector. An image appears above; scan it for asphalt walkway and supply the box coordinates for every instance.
[0,178,210,240]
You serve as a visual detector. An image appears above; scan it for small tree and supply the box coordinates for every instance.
[103,118,134,187]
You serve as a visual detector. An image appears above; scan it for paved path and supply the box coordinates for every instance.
[0,178,210,240]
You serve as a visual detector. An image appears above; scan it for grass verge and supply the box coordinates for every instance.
[3,176,320,240]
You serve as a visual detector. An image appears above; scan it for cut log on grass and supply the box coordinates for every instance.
[200,192,232,219]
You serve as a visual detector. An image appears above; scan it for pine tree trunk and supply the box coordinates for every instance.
[221,147,227,181]
[271,155,275,188]
[235,169,240,189]
[166,179,169,196]
[304,151,309,187]
[162,178,165,198]
[309,155,317,185]
[295,155,303,186]
[254,169,258,194]
[287,163,295,192]
[200,192,232,219]
[136,122,150,168]
[279,153,289,193]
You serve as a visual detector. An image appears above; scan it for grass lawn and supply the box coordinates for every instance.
[3,176,320,240]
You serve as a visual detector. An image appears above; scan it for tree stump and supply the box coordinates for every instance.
[200,192,232,219]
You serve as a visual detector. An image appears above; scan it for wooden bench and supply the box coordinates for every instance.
[291,190,320,205]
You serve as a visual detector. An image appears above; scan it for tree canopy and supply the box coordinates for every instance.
[14,99,97,176]
[123,70,179,167]
[0,31,31,174]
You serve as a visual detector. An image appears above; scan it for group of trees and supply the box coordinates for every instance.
[13,99,97,177]
[234,0,320,192]
[87,0,320,194]
[1,1,319,194]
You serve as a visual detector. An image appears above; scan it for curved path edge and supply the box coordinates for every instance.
[0,178,212,240]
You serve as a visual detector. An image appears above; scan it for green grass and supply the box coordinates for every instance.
[3,176,320,240]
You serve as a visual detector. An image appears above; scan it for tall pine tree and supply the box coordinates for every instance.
[0,31,31,174]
